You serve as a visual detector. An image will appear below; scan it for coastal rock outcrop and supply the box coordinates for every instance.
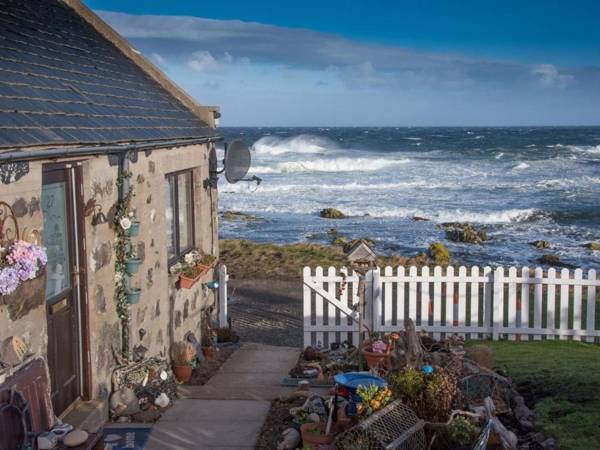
[530,240,550,249]
[221,211,259,222]
[428,242,451,265]
[537,254,561,265]
[441,222,487,244]
[585,242,600,251]
[319,208,346,219]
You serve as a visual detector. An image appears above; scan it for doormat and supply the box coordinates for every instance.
[102,426,152,450]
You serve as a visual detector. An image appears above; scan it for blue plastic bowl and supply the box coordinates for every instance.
[334,372,387,392]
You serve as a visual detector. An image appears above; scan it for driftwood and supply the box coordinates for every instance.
[404,318,425,368]
[471,397,517,450]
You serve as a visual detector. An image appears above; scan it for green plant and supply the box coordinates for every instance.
[113,170,134,357]
[447,416,479,447]
[356,384,392,416]
[387,367,458,422]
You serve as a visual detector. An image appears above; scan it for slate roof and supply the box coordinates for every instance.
[0,0,213,149]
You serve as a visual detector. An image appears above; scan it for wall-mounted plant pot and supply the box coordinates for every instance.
[126,288,142,304]
[179,265,210,289]
[125,258,142,275]
[126,220,140,237]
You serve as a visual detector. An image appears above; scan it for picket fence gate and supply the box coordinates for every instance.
[303,265,599,347]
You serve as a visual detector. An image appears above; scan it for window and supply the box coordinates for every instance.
[165,170,195,264]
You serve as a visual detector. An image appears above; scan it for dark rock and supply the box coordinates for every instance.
[319,208,346,219]
[530,240,550,249]
[221,211,259,222]
[332,236,349,246]
[585,242,600,251]
[514,404,534,421]
[541,438,556,450]
[442,222,487,244]
[537,254,561,265]
[11,198,28,217]
[512,395,526,408]
[413,216,430,221]
[428,242,451,265]
[519,419,535,432]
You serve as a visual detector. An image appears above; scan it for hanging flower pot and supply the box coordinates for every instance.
[126,288,142,304]
[126,220,140,237]
[125,257,142,275]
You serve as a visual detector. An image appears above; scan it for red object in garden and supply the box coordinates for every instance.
[300,423,335,449]
[173,365,192,383]
[361,347,391,370]
[179,265,211,289]
[202,346,214,359]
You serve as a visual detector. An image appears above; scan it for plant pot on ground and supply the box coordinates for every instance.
[171,341,196,383]
[201,335,214,359]
[300,422,335,449]
[361,339,390,370]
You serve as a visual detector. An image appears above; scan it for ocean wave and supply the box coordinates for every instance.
[495,152,504,159]
[404,137,422,141]
[513,162,530,170]
[221,180,429,194]
[251,134,335,155]
[250,157,410,174]
[567,144,600,155]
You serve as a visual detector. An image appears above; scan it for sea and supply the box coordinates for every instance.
[217,127,600,270]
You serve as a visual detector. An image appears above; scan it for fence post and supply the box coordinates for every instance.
[367,268,382,334]
[303,266,313,347]
[493,267,504,341]
[218,264,229,327]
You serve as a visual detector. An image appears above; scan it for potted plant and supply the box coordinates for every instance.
[201,334,213,359]
[125,246,141,275]
[170,251,217,289]
[361,337,390,370]
[171,341,196,383]
[119,212,140,237]
[125,287,141,304]
[300,422,335,449]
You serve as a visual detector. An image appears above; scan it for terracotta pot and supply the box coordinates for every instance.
[202,346,214,359]
[300,423,335,449]
[173,364,192,383]
[179,265,211,289]
[361,349,388,369]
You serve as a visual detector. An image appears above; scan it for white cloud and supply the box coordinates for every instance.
[531,64,574,88]
[150,52,167,67]
[186,50,249,72]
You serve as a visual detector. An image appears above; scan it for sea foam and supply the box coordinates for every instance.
[251,134,334,155]
[251,157,410,174]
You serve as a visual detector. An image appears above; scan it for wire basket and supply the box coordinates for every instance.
[335,400,426,450]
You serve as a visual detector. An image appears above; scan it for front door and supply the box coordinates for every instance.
[42,164,85,416]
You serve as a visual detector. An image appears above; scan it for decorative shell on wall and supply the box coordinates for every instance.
[0,336,28,366]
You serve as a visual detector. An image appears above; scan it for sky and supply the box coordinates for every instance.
[88,0,600,126]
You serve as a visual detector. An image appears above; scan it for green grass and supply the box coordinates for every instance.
[472,340,600,450]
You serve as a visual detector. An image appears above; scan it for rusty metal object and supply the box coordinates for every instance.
[0,201,19,243]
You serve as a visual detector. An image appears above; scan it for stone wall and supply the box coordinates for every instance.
[1,141,220,403]
[0,160,47,359]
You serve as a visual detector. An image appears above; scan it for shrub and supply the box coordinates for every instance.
[447,416,479,448]
[171,341,195,366]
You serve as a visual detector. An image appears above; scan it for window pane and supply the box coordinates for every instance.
[165,176,176,259]
[42,181,71,298]
[177,172,193,251]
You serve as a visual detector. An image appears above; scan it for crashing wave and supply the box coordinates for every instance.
[250,157,410,174]
[251,134,335,155]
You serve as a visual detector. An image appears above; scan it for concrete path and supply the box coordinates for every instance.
[145,343,300,450]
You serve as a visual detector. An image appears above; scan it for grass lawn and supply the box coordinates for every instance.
[474,340,600,450]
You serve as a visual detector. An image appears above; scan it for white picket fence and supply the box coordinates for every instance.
[303,266,600,347]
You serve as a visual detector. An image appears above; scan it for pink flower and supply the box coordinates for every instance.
[372,340,387,353]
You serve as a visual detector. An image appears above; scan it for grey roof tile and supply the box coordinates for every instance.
[0,0,213,149]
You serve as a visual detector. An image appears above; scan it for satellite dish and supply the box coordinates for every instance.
[224,140,251,183]
[209,139,261,186]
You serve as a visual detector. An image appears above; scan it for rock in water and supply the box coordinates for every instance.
[530,240,550,249]
[585,242,600,251]
[319,208,346,219]
[538,254,561,265]
[428,242,451,265]
[442,223,487,244]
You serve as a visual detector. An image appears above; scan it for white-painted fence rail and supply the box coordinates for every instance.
[303,266,599,347]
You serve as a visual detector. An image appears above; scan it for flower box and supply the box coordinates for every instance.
[179,264,211,289]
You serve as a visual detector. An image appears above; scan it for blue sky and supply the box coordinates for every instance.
[89,1,600,126]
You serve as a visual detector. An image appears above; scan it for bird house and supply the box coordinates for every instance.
[346,240,377,270]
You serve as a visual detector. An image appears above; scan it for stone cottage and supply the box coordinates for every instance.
[0,0,223,431]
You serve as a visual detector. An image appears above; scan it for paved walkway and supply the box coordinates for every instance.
[145,343,300,450]
[228,279,303,348]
